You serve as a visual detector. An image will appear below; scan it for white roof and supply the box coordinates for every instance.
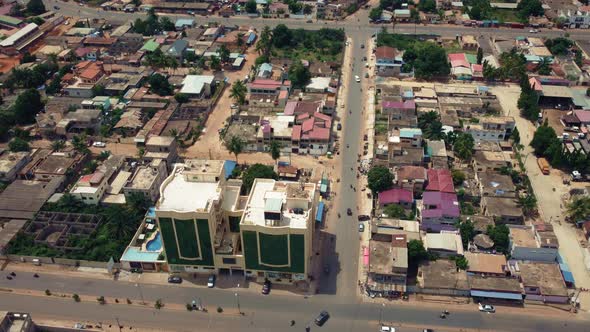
[306,77,331,90]
[157,165,221,212]
[0,23,38,47]
[180,75,214,95]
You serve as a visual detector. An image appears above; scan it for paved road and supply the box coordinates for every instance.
[45,0,589,40]
[0,272,588,332]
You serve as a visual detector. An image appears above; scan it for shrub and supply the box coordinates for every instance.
[73,293,80,302]
[155,299,163,310]
[45,289,51,296]
[97,296,106,305]
[217,306,223,313]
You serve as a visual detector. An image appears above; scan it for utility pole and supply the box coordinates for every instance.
[115,317,122,332]
[235,293,242,315]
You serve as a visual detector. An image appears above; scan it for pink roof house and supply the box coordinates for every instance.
[426,169,455,193]
[378,188,413,210]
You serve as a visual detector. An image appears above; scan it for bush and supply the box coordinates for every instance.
[97,296,106,305]
[155,299,163,309]
[73,293,80,302]
[126,298,132,304]
[45,289,51,296]
[217,306,223,313]
[186,303,193,311]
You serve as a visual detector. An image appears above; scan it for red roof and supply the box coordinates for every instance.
[249,79,283,89]
[301,118,314,132]
[292,125,302,141]
[308,127,330,140]
[448,53,469,68]
[471,64,483,73]
[426,169,455,193]
[375,46,396,60]
[378,188,413,205]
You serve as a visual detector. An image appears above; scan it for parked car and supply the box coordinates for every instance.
[92,141,106,148]
[314,311,330,326]
[347,208,352,216]
[262,280,271,295]
[358,215,370,221]
[207,275,216,288]
[380,326,395,332]
[358,223,365,232]
[360,44,365,49]
[529,29,539,33]
[54,5,60,9]
[337,123,342,131]
[167,275,182,284]
[478,303,495,313]
[187,11,195,15]
[355,75,361,83]
[423,329,434,332]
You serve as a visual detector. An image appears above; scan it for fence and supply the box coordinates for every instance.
[6,254,121,270]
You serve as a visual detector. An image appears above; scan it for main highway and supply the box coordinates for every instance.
[0,272,588,331]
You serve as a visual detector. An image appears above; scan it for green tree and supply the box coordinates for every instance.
[209,56,221,71]
[457,220,475,248]
[453,256,469,270]
[451,169,466,186]
[303,4,313,14]
[272,24,293,48]
[230,80,247,105]
[288,61,311,89]
[218,45,230,63]
[26,0,46,15]
[148,73,173,96]
[418,111,444,140]
[544,37,573,56]
[9,3,23,16]
[418,0,436,13]
[476,47,483,65]
[159,17,175,31]
[72,134,90,154]
[241,163,278,193]
[51,140,66,152]
[369,7,383,21]
[92,84,106,97]
[407,239,428,267]
[516,0,544,20]
[383,204,406,219]
[226,135,245,164]
[530,124,558,156]
[453,132,475,160]
[518,194,537,218]
[245,0,258,13]
[511,127,521,145]
[256,26,272,56]
[236,33,245,47]
[566,196,590,223]
[174,93,189,104]
[8,137,30,152]
[21,52,36,64]
[13,89,43,124]
[379,0,403,10]
[269,140,281,163]
[367,166,394,194]
[402,42,450,79]
[486,224,510,254]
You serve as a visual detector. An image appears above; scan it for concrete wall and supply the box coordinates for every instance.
[6,255,120,269]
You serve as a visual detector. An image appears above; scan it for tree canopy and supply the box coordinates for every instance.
[530,124,558,156]
[369,8,383,21]
[8,137,31,152]
[457,220,475,248]
[288,61,311,89]
[486,224,510,254]
[544,38,574,56]
[367,166,394,194]
[566,196,590,223]
[402,42,450,79]
[453,132,475,160]
[241,164,278,194]
[383,204,407,219]
[245,0,258,13]
[226,135,245,164]
[26,0,46,15]
[230,80,247,105]
[516,0,544,20]
[13,88,43,125]
[407,239,428,267]
[148,73,173,96]
[418,111,444,140]
[418,0,437,13]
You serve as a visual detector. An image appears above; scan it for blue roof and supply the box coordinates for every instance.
[224,160,237,179]
[175,18,194,28]
[259,62,272,72]
[470,290,523,300]
[247,32,256,44]
[400,128,422,138]
[315,202,325,224]
[560,265,575,284]
[121,247,161,263]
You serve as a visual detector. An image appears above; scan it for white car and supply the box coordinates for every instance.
[92,142,106,148]
[355,75,361,83]
[380,326,395,332]
[529,29,539,33]
[478,303,495,313]
[359,223,364,232]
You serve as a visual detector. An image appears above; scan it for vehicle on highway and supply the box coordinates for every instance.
[347,208,352,216]
[423,329,434,332]
[529,29,539,33]
[314,311,330,326]
[337,123,342,131]
[54,5,60,9]
[478,303,495,313]
[92,141,106,148]
[360,44,365,49]
[262,280,271,295]
[358,223,364,232]
[167,275,182,284]
[380,326,395,332]
[207,275,216,288]
[355,75,360,83]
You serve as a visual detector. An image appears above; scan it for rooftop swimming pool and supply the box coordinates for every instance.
[146,232,162,251]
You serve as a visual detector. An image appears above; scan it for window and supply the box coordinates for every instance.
[222,257,236,264]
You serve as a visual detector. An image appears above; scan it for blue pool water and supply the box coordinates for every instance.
[146,232,162,251]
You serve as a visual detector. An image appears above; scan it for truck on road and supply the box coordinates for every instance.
[538,157,550,175]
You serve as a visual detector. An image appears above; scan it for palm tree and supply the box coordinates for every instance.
[210,56,221,71]
[218,45,230,63]
[168,128,179,142]
[229,80,247,105]
[418,111,444,140]
[71,134,89,154]
[236,33,245,47]
[256,26,271,56]
[226,135,245,164]
[517,194,538,218]
[270,140,281,164]
[566,196,590,223]
[51,140,66,152]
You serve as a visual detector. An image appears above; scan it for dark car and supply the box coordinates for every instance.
[53,5,60,9]
[262,280,271,295]
[168,275,182,284]
[337,123,342,131]
[358,215,370,221]
[207,275,216,288]
[314,311,330,326]
[360,44,365,49]
[346,208,352,216]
